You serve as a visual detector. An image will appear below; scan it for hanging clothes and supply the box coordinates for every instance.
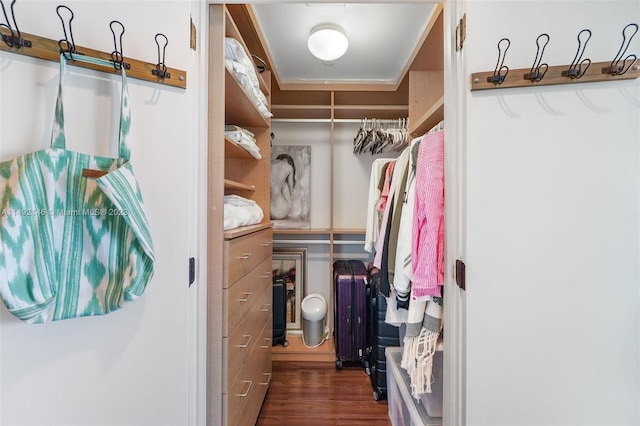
[364,158,393,253]
[386,146,412,288]
[374,148,409,297]
[353,118,409,155]
[376,160,395,213]
[392,136,423,309]
[411,129,445,300]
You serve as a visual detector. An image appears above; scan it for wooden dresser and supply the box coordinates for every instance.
[223,226,273,426]
[208,4,273,425]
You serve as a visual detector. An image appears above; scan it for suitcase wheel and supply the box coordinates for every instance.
[373,390,381,401]
[335,360,343,370]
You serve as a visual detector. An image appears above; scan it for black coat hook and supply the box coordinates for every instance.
[152,33,170,79]
[524,33,550,82]
[1,0,30,49]
[109,20,129,70]
[56,5,76,58]
[487,38,510,84]
[603,23,638,76]
[563,29,592,79]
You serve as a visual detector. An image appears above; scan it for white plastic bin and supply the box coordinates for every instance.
[385,346,443,426]
[301,294,327,347]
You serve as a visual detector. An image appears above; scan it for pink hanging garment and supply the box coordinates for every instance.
[411,130,445,300]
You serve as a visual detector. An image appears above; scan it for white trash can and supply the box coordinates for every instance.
[301,294,327,347]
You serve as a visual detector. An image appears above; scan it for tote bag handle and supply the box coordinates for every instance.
[50,53,131,161]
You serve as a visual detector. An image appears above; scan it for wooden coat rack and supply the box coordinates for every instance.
[0,2,187,89]
[471,25,640,91]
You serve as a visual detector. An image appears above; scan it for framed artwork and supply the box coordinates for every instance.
[270,145,311,229]
[272,248,307,331]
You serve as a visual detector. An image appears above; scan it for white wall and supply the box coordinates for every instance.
[462,1,640,425]
[0,2,200,425]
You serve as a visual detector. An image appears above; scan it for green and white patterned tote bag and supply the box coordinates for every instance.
[0,53,155,323]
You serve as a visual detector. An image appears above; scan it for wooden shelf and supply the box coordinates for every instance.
[272,334,335,362]
[332,229,366,235]
[224,222,273,240]
[225,67,270,128]
[224,178,255,192]
[273,228,331,235]
[410,95,444,136]
[224,6,270,97]
[272,105,331,120]
[334,105,408,120]
[409,70,444,136]
[272,104,408,120]
[224,135,256,159]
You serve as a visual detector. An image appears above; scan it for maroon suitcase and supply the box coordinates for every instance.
[333,259,368,369]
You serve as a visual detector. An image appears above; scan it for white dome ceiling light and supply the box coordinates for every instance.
[307,24,349,61]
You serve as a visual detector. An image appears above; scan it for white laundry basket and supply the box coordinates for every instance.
[301,294,327,347]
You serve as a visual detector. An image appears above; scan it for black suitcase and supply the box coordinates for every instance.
[333,259,368,369]
[272,278,288,347]
[364,266,400,400]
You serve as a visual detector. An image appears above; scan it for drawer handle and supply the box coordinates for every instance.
[236,381,252,397]
[237,292,252,302]
[237,253,253,260]
[261,338,271,349]
[260,273,271,279]
[236,335,252,348]
[261,242,272,247]
[260,303,271,312]
[260,372,272,386]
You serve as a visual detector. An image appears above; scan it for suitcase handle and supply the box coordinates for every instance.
[236,381,253,397]
[237,292,253,303]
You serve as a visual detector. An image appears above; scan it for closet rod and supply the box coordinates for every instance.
[271,118,363,124]
[333,240,365,245]
[273,239,364,245]
[274,239,330,245]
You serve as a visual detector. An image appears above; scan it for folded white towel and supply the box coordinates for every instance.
[223,196,264,230]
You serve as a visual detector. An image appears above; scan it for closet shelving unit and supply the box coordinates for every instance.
[272,4,444,361]
[208,4,273,426]
[223,3,444,362]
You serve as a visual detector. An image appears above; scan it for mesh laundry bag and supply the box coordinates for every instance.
[0,53,155,323]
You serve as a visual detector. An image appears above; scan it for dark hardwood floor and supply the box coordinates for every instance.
[257,361,392,425]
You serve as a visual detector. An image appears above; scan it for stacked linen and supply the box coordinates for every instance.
[224,37,272,119]
[224,125,261,159]
[224,195,264,230]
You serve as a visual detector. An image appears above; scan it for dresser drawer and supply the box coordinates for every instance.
[235,343,272,426]
[224,256,272,336]
[224,228,273,287]
[225,321,273,426]
[223,282,272,392]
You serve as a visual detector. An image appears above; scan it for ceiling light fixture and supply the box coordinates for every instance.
[307,24,348,61]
